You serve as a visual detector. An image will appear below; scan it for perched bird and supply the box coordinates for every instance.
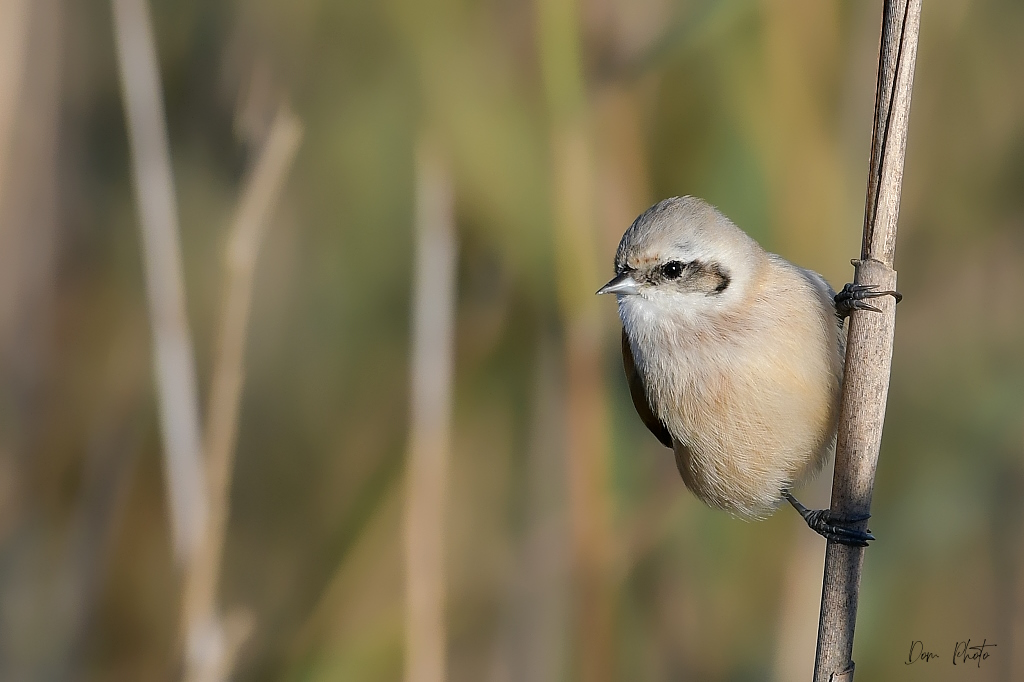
[598,196,898,546]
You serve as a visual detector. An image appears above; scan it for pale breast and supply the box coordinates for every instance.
[636,267,842,518]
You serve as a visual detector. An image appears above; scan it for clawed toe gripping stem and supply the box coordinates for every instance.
[784,492,874,547]
[834,282,902,319]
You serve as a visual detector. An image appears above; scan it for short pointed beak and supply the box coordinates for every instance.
[597,273,639,296]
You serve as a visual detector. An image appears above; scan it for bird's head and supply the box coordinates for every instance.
[598,196,764,329]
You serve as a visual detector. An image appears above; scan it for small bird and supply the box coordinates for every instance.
[598,196,898,546]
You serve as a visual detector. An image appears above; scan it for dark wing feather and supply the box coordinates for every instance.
[621,329,673,449]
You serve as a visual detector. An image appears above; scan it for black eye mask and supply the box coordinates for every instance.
[650,260,730,295]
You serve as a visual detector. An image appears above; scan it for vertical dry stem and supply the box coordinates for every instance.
[404,135,457,682]
[813,1,921,680]
[111,0,207,564]
[180,105,303,682]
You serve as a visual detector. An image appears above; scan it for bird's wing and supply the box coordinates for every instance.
[791,262,846,343]
[793,264,848,375]
[796,265,843,328]
[621,329,674,449]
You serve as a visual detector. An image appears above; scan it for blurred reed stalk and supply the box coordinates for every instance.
[404,135,458,682]
[0,0,29,204]
[536,0,615,679]
[0,0,54,420]
[180,104,303,682]
[813,1,921,680]
[0,0,62,676]
[111,0,207,566]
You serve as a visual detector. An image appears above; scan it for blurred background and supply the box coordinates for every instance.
[0,0,1022,680]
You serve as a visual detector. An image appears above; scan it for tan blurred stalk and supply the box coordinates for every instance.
[0,0,53,409]
[110,0,208,565]
[180,104,303,682]
[0,0,58,383]
[0,0,62,676]
[404,135,458,682]
[0,0,30,208]
[536,0,615,678]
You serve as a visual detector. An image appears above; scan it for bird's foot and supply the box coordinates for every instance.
[834,283,902,319]
[783,492,874,547]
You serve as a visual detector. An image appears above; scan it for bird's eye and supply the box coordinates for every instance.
[661,261,685,280]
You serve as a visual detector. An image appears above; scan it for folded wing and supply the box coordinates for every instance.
[621,329,673,449]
